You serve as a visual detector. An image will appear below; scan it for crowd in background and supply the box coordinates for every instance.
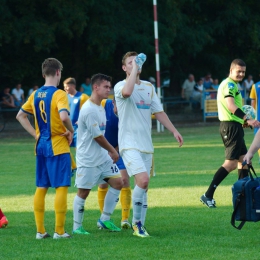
[181,73,255,109]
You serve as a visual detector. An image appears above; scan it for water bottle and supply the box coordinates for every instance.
[135,53,146,71]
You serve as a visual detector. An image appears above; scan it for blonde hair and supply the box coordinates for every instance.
[122,51,138,65]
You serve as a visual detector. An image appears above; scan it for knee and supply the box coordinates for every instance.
[110,178,123,190]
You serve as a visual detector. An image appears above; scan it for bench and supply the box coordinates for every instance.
[161,96,190,112]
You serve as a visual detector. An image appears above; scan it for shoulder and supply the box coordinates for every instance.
[114,80,125,89]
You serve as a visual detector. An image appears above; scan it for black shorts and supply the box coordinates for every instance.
[219,121,247,160]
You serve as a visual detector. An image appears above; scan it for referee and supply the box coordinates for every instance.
[200,59,260,208]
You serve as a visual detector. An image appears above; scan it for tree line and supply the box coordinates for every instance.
[1,0,260,95]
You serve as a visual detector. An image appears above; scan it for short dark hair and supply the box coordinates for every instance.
[42,58,63,77]
[230,59,246,69]
[91,73,112,87]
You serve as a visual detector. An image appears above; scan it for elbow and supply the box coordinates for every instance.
[122,91,131,98]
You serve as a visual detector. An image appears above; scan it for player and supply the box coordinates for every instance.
[72,73,123,235]
[0,208,8,228]
[98,98,132,229]
[200,59,260,208]
[250,80,260,162]
[63,77,89,175]
[16,58,74,239]
[114,51,183,237]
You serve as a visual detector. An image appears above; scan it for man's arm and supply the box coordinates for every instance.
[94,135,119,163]
[59,110,74,145]
[243,129,260,164]
[225,97,260,128]
[121,59,139,98]
[155,112,183,147]
[16,110,37,139]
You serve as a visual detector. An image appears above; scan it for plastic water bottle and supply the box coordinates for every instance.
[135,53,146,71]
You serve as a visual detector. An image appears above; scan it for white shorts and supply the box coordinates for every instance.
[75,160,121,189]
[121,149,153,177]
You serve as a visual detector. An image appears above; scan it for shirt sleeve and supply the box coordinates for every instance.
[250,84,256,99]
[21,93,34,115]
[223,82,236,98]
[114,81,125,99]
[150,85,163,114]
[56,90,70,114]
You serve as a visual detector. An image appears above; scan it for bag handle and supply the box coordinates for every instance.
[231,192,246,230]
[242,162,257,180]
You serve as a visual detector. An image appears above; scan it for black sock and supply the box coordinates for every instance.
[205,166,229,198]
[238,169,248,179]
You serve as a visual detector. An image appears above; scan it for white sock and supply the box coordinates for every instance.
[141,192,148,226]
[100,187,120,221]
[132,185,146,224]
[73,195,85,230]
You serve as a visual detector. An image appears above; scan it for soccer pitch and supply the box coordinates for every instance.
[1,125,260,260]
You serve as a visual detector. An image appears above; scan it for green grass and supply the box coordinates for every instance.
[1,125,260,260]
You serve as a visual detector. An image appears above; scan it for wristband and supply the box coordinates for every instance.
[234,108,246,120]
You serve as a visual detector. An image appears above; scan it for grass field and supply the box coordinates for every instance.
[1,125,260,260]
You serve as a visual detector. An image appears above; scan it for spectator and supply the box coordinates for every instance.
[80,77,92,96]
[181,74,195,102]
[243,75,254,104]
[0,87,16,108]
[27,85,39,99]
[211,78,219,90]
[12,83,24,107]
[203,73,213,90]
[191,78,203,109]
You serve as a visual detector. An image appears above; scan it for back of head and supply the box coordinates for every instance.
[91,73,112,87]
[122,51,138,65]
[42,58,63,77]
[230,59,246,69]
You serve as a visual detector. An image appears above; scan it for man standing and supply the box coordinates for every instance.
[16,58,74,239]
[63,77,89,174]
[72,73,123,235]
[114,51,183,238]
[200,59,260,208]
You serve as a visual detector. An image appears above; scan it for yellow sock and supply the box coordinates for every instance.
[120,187,131,221]
[34,187,48,234]
[54,187,68,235]
[70,152,77,170]
[97,187,108,213]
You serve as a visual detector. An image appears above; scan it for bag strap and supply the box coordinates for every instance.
[242,162,257,180]
[231,192,246,230]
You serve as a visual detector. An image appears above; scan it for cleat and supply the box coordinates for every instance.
[53,232,71,239]
[97,219,121,232]
[132,221,149,238]
[36,232,51,239]
[0,216,8,228]
[200,194,216,208]
[121,220,131,229]
[73,226,90,235]
[142,226,149,236]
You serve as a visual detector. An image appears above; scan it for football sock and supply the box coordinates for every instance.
[238,169,249,179]
[97,187,108,213]
[120,187,131,221]
[34,187,48,234]
[0,208,5,219]
[54,187,68,235]
[70,152,77,170]
[100,187,120,221]
[141,192,148,226]
[205,166,229,198]
[73,195,86,230]
[132,185,146,223]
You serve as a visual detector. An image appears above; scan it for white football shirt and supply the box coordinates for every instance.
[114,80,163,153]
[76,99,112,167]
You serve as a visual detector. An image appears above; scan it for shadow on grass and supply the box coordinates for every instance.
[1,206,260,260]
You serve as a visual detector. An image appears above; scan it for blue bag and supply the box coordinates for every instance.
[231,165,260,230]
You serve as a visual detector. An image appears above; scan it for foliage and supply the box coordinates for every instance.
[0,1,260,95]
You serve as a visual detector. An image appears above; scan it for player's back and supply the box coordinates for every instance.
[23,86,70,156]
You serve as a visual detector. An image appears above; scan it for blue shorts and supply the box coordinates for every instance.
[36,153,71,188]
[116,155,126,170]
